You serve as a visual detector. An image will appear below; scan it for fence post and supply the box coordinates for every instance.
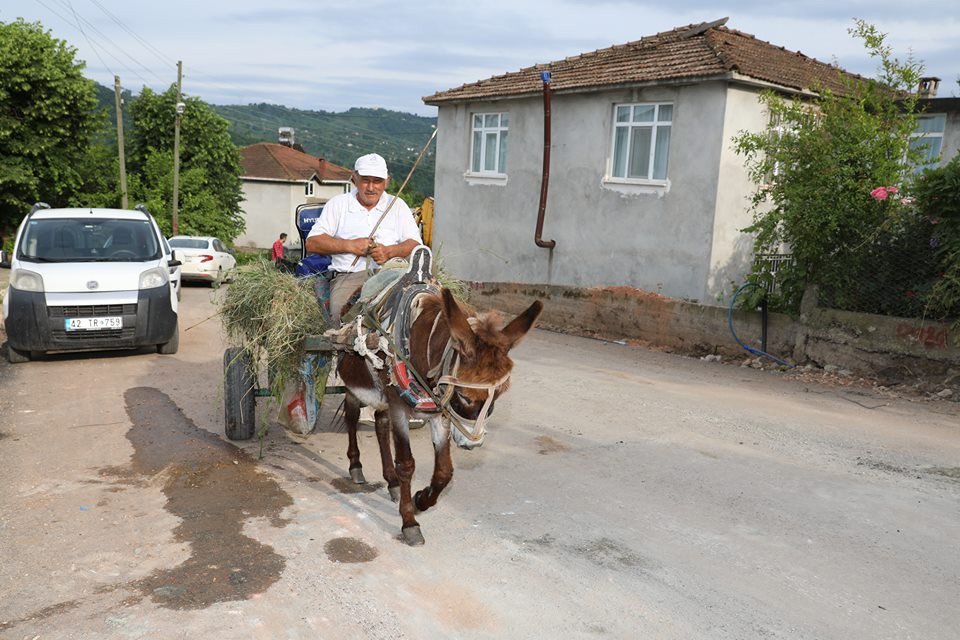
[793,284,820,363]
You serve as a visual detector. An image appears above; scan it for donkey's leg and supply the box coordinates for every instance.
[414,415,453,513]
[390,403,423,545]
[344,392,366,485]
[374,409,401,501]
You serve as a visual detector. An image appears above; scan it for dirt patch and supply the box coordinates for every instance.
[0,600,81,632]
[534,435,570,455]
[324,537,378,563]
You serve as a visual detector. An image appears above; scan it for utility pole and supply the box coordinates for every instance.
[114,75,128,208]
[172,60,183,235]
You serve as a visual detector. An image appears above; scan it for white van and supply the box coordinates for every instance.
[1,204,181,363]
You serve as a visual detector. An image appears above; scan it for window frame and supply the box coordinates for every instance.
[909,114,946,173]
[469,112,509,176]
[608,102,673,183]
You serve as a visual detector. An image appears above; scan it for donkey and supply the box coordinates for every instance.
[337,287,543,545]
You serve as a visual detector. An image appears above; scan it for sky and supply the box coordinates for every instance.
[3,0,959,117]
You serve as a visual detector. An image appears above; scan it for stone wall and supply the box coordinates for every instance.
[471,282,960,387]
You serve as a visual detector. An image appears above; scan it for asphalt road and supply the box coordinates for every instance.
[1,279,959,639]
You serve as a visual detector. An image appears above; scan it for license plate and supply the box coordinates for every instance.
[65,316,123,331]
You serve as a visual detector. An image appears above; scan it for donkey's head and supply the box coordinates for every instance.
[439,288,543,448]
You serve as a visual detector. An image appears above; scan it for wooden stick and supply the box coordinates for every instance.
[351,128,439,267]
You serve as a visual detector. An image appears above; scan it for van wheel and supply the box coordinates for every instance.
[158,323,179,355]
[6,343,30,364]
[224,347,256,440]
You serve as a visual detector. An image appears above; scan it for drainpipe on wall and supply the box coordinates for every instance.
[535,70,556,249]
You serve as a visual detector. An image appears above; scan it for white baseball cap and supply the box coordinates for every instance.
[354,153,389,179]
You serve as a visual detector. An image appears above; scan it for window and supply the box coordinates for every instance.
[470,112,509,174]
[305,181,315,196]
[909,114,945,172]
[611,103,672,181]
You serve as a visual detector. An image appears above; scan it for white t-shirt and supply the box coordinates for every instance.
[308,190,422,273]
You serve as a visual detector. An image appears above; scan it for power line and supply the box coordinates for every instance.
[45,0,168,85]
[87,0,174,70]
[66,0,112,77]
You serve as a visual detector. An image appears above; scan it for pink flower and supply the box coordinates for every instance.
[870,186,889,201]
[885,186,899,195]
[899,197,914,205]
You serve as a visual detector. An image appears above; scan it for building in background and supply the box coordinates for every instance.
[237,136,351,249]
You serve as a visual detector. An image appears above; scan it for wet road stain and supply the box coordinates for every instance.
[534,435,571,455]
[324,537,378,563]
[330,477,383,494]
[0,600,81,632]
[105,387,293,610]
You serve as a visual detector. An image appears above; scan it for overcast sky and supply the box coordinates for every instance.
[3,1,959,116]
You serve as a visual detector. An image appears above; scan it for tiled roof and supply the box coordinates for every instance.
[423,18,861,104]
[240,143,352,183]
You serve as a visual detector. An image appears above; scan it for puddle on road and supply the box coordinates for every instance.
[108,387,293,610]
[324,537,378,563]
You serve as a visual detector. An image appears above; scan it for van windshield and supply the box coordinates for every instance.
[17,218,162,263]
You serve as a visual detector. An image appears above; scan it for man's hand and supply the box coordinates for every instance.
[367,242,393,265]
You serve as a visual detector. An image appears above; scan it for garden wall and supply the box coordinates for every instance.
[471,282,960,389]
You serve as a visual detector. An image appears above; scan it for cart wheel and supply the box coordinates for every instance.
[224,347,256,440]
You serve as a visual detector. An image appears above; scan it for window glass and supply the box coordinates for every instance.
[915,114,945,134]
[472,131,483,172]
[628,128,652,178]
[653,127,671,179]
[19,218,161,262]
[610,103,673,181]
[484,132,498,171]
[633,105,655,122]
[470,112,509,174]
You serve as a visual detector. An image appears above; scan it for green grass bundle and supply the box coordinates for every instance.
[219,259,329,403]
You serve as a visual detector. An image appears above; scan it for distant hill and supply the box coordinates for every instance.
[213,104,437,197]
[94,84,437,197]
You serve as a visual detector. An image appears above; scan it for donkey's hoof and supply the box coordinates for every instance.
[388,485,401,503]
[349,468,366,484]
[401,525,425,546]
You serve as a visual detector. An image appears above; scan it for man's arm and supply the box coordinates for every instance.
[306,233,370,257]
[368,238,419,264]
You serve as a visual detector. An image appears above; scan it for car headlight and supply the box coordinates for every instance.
[139,266,169,290]
[11,269,45,292]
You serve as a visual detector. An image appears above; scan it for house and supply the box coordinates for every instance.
[916,88,960,171]
[422,18,894,305]
[237,142,352,249]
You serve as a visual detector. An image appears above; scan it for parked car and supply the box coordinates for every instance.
[168,236,237,288]
[1,203,181,363]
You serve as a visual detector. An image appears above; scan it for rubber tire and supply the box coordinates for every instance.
[210,267,223,289]
[157,322,179,354]
[224,347,256,440]
[6,343,30,364]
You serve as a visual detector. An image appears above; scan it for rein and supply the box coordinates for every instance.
[365,306,505,445]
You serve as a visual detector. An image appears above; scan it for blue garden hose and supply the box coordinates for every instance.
[728,282,794,368]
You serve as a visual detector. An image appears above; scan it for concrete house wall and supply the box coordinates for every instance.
[433,80,767,305]
[237,179,346,250]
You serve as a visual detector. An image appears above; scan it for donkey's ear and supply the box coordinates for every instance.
[441,288,476,360]
[501,300,543,350]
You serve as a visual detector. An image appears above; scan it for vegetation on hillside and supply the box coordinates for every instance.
[0,17,245,245]
[213,103,437,198]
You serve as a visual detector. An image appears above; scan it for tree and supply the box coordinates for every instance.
[733,21,924,313]
[129,86,245,240]
[0,19,101,237]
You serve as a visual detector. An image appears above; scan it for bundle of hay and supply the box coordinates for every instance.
[218,254,468,404]
[219,260,329,403]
